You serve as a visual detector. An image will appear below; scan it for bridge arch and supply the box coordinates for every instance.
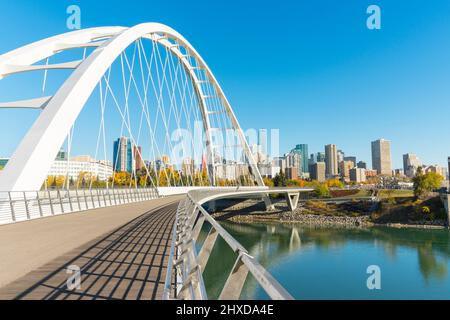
[0,23,263,192]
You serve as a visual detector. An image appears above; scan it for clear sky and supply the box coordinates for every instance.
[1,0,450,169]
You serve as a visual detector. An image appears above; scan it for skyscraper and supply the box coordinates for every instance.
[357,161,367,169]
[325,144,338,177]
[133,145,144,171]
[371,139,392,176]
[403,153,422,178]
[344,156,357,167]
[337,149,345,163]
[448,157,450,181]
[316,152,325,162]
[113,137,133,173]
[291,144,309,173]
[258,128,268,156]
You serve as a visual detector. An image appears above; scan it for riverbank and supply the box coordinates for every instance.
[210,197,448,229]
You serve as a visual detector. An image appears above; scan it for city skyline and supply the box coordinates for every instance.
[0,1,449,169]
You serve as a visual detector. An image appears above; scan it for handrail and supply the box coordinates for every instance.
[163,188,306,300]
[0,188,160,225]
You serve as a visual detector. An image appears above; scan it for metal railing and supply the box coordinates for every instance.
[0,188,159,225]
[163,192,294,300]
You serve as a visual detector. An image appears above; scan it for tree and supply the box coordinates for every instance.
[326,179,344,188]
[311,181,330,198]
[413,168,444,199]
[273,170,287,187]
[263,177,274,187]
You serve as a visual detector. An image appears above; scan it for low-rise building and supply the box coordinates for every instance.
[309,162,326,182]
[285,167,298,180]
[48,156,113,181]
[350,168,366,183]
[365,169,378,178]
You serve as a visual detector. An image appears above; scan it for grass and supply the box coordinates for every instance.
[377,189,414,199]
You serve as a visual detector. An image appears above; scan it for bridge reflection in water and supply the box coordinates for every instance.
[201,221,450,300]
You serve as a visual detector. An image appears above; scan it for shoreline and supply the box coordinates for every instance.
[211,199,448,230]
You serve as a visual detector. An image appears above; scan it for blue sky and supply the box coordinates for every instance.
[0,0,450,168]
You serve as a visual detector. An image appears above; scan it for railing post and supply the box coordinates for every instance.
[75,188,81,211]
[23,192,30,220]
[91,189,96,208]
[8,192,16,222]
[36,191,43,217]
[57,189,64,213]
[68,189,74,212]
[48,190,55,215]
[83,189,88,209]
[101,189,107,207]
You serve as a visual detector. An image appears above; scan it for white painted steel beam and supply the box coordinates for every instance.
[0,96,52,109]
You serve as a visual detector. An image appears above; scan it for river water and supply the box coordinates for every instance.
[200,222,450,299]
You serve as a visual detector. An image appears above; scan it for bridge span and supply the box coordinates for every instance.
[0,196,181,299]
[0,188,312,300]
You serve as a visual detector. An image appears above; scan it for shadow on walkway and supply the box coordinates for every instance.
[0,201,178,300]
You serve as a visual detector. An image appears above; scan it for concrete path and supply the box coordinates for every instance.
[0,196,181,299]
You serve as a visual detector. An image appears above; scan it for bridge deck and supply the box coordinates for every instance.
[0,196,181,300]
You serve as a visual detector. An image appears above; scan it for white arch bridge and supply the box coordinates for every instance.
[0,23,312,300]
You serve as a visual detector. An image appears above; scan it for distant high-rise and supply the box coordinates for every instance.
[133,145,144,171]
[344,156,357,167]
[316,152,325,163]
[286,152,301,171]
[337,149,345,163]
[292,144,309,173]
[403,153,422,178]
[357,161,367,169]
[339,160,355,179]
[310,162,326,182]
[113,137,133,173]
[325,144,338,177]
[371,139,392,176]
[448,157,450,181]
[258,129,268,156]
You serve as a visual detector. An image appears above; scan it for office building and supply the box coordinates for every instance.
[286,152,301,171]
[448,157,450,180]
[47,155,113,181]
[258,128,268,157]
[337,149,345,163]
[325,144,338,177]
[316,152,326,162]
[339,160,355,179]
[133,145,144,171]
[273,157,286,173]
[113,137,133,173]
[357,161,367,169]
[310,162,326,182]
[403,153,422,178]
[350,168,366,183]
[344,156,357,167]
[292,144,309,173]
[285,167,298,180]
[365,169,378,178]
[371,139,392,176]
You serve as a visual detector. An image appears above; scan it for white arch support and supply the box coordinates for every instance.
[0,23,264,192]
